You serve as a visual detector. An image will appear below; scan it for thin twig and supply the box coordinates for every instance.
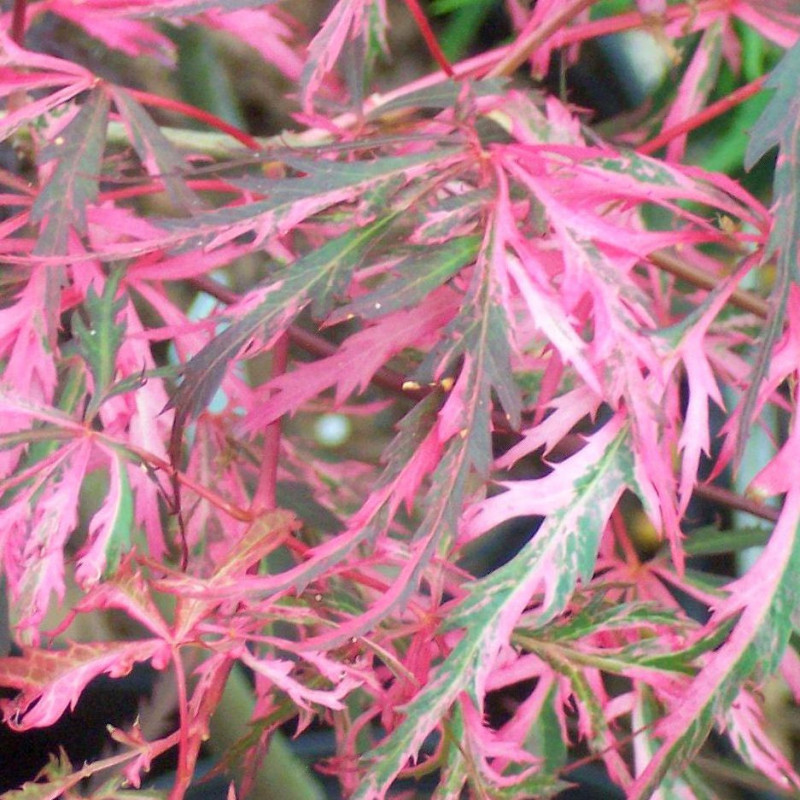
[694,483,779,523]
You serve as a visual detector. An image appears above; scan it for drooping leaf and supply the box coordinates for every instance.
[331,235,480,321]
[75,452,135,588]
[9,440,92,637]
[30,87,109,255]
[0,34,97,142]
[300,0,387,112]
[433,701,566,800]
[151,147,460,254]
[297,433,472,651]
[662,21,724,163]
[0,640,170,730]
[416,226,523,462]
[531,643,633,786]
[245,288,458,429]
[211,509,300,582]
[66,555,172,641]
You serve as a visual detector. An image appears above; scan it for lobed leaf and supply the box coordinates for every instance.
[151,147,460,254]
[245,288,458,429]
[331,235,481,322]
[75,452,135,589]
[352,418,634,798]
[168,212,399,466]
[740,38,800,459]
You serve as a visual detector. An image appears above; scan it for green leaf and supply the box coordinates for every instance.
[745,39,800,270]
[414,188,491,242]
[537,596,679,643]
[80,452,135,584]
[30,88,109,255]
[71,268,127,420]
[333,235,481,321]
[526,682,567,773]
[416,228,522,462]
[632,687,718,800]
[433,707,469,799]
[682,524,771,556]
[433,703,566,799]
[535,645,617,757]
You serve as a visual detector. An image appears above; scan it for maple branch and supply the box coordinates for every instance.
[648,251,768,319]
[693,483,778,524]
[125,87,262,151]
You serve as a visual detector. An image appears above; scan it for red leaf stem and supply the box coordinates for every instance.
[250,333,289,515]
[10,0,27,46]
[638,77,766,156]
[101,179,241,203]
[401,0,454,77]
[113,439,253,522]
[125,87,262,151]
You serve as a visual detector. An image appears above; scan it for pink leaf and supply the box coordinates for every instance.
[0,640,170,730]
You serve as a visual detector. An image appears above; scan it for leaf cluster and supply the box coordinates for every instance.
[1,1,800,799]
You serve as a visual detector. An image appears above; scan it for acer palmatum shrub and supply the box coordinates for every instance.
[1,0,800,797]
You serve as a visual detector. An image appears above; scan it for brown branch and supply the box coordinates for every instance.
[648,251,769,319]
[693,483,778,524]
